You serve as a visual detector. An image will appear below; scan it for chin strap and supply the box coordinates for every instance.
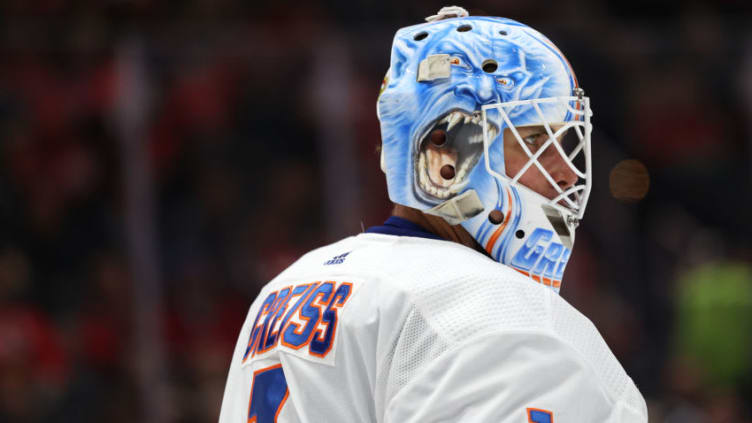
[424,189,484,225]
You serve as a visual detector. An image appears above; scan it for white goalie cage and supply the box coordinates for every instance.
[481,95,593,224]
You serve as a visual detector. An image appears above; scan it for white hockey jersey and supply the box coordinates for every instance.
[219,232,647,422]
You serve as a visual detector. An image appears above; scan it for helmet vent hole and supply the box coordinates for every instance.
[413,31,429,41]
[499,30,508,36]
[482,60,498,73]
[457,24,472,32]
[515,230,525,239]
[488,210,504,225]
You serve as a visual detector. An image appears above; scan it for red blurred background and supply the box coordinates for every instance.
[1,0,751,421]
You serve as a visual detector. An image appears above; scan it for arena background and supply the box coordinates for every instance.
[1,0,751,421]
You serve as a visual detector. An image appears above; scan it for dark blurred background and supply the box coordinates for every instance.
[1,0,751,421]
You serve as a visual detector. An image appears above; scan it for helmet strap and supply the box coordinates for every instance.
[425,189,484,225]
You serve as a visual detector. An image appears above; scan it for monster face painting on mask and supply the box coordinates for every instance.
[377,14,592,292]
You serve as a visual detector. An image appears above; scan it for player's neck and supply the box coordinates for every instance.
[391,204,485,253]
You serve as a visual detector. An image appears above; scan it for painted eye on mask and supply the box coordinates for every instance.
[497,76,515,89]
[449,56,472,71]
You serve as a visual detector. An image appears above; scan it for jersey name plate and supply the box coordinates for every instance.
[242,280,354,367]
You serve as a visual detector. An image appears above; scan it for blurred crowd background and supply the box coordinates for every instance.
[1,0,751,421]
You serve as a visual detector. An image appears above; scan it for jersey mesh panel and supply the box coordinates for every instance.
[379,243,550,403]
[402,263,550,343]
[379,307,450,413]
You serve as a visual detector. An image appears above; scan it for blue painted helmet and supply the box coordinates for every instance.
[377,6,592,292]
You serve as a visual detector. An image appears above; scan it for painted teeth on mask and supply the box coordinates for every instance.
[418,151,476,200]
[416,109,498,200]
[447,112,463,131]
[418,154,427,188]
[449,158,473,193]
[479,124,498,143]
[419,151,448,199]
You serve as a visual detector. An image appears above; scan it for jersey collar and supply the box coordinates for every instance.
[365,216,443,240]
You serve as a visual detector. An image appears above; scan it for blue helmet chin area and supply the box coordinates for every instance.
[377,14,586,293]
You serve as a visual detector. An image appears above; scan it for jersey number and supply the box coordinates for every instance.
[248,364,289,423]
[527,408,553,423]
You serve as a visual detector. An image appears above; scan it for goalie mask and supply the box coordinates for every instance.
[377,7,592,293]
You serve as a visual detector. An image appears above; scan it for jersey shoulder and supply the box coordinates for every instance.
[338,234,646,418]
[264,231,497,292]
[270,231,557,336]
